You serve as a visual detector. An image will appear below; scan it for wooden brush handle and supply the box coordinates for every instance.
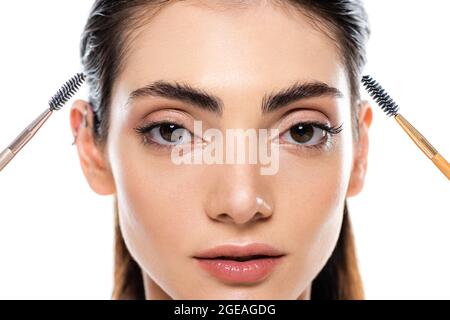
[431,153,450,180]
[395,114,450,181]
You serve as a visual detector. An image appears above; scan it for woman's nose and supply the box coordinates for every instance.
[204,164,274,226]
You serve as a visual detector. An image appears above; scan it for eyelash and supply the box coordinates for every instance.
[134,120,344,151]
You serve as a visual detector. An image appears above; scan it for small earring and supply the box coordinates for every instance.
[72,105,89,146]
[71,134,78,146]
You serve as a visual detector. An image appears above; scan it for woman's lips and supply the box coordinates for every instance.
[192,243,286,284]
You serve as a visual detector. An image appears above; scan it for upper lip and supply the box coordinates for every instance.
[192,243,286,259]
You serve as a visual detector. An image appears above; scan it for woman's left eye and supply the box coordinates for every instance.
[280,122,342,148]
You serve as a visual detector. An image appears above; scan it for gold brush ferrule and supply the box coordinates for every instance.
[395,113,450,180]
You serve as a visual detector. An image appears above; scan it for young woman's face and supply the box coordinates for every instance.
[73,1,371,299]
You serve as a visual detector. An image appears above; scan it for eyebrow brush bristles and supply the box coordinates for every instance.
[0,73,86,172]
[361,75,450,180]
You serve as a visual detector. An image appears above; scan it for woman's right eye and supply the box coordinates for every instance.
[135,122,193,147]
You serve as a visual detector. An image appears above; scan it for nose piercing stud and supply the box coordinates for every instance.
[256,196,273,214]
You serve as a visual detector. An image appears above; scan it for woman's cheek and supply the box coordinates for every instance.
[275,147,347,267]
[111,136,209,261]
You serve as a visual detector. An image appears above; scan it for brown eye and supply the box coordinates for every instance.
[146,122,192,146]
[282,123,327,146]
[159,123,183,142]
[291,124,314,143]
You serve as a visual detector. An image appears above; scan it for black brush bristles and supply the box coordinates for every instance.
[361,75,400,117]
[48,73,86,111]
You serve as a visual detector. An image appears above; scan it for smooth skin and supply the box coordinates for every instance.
[70,0,372,299]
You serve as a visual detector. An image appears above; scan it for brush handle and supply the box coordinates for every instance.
[431,153,450,180]
[0,108,53,172]
[395,114,450,181]
[0,148,14,172]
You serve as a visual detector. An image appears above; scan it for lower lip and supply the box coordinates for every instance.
[194,256,284,283]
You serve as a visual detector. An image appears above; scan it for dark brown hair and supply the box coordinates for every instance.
[80,0,370,299]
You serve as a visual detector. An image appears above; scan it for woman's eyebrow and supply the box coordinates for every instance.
[125,80,343,116]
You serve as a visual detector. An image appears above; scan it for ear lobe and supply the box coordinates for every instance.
[346,160,366,198]
[70,99,116,196]
[346,100,373,198]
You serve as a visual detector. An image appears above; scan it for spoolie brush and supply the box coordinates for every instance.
[362,75,450,180]
[0,73,86,172]
[48,73,85,111]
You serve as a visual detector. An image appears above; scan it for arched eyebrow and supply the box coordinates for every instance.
[125,80,343,116]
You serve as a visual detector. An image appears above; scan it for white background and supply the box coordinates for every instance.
[0,1,449,299]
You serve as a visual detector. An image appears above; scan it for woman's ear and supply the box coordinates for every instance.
[346,100,373,198]
[70,99,116,195]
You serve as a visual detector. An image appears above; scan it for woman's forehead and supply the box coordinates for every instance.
[113,1,349,113]
[119,2,341,87]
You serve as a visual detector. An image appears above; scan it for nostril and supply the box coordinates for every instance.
[252,212,264,221]
[217,213,228,219]
[215,213,233,223]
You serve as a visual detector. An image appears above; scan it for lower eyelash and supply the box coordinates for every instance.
[302,132,336,151]
[141,134,169,149]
